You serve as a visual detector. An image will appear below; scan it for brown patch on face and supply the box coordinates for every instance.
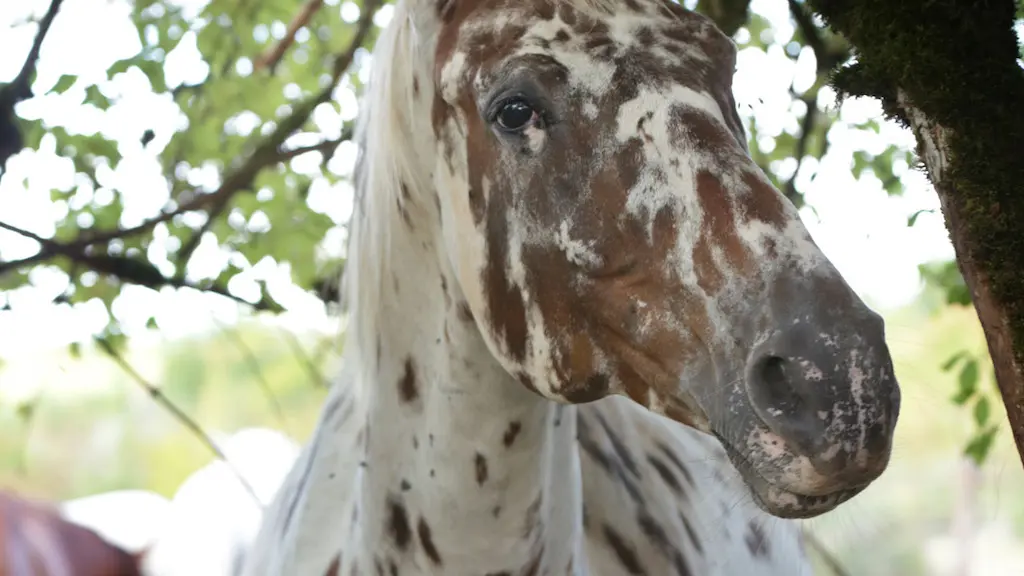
[437,0,456,22]
[502,420,522,447]
[417,517,443,565]
[474,452,489,484]
[692,169,754,294]
[398,357,418,403]
[740,171,788,228]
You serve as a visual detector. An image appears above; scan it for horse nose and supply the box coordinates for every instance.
[744,312,899,485]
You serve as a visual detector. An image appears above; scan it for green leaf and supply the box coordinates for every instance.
[941,350,968,372]
[69,341,82,359]
[15,400,36,421]
[951,358,979,405]
[50,74,78,94]
[973,395,991,427]
[964,426,999,465]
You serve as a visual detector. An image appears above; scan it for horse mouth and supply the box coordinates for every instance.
[717,435,865,519]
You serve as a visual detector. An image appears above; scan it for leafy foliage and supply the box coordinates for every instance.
[1,0,380,350]
[942,348,1000,465]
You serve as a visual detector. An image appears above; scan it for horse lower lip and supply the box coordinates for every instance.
[715,435,859,516]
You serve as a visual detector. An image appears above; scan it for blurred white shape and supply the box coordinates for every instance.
[142,427,300,576]
[60,489,171,554]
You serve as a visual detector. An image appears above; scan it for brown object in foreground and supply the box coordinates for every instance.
[0,490,143,576]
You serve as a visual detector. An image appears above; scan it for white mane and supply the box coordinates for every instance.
[342,1,433,369]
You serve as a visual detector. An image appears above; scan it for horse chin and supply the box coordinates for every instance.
[716,437,863,519]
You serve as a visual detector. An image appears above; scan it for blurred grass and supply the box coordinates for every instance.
[0,321,336,500]
[0,301,1021,574]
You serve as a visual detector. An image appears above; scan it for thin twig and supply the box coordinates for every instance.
[8,0,65,102]
[254,0,326,74]
[802,529,852,576]
[281,328,327,388]
[277,131,349,163]
[93,336,263,506]
[215,319,291,431]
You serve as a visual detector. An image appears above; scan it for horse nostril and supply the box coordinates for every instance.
[755,355,806,415]
[747,353,822,454]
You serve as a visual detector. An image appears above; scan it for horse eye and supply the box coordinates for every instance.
[496,99,538,132]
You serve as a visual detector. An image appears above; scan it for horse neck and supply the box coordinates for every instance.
[342,24,582,575]
[346,201,583,572]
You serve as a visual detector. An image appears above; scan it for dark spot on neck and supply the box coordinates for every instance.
[646,454,682,495]
[745,520,769,558]
[400,479,411,491]
[654,441,695,486]
[325,553,341,576]
[457,301,474,323]
[502,421,522,447]
[417,517,443,565]
[602,524,647,575]
[595,412,641,478]
[474,452,489,484]
[679,512,704,555]
[522,544,543,576]
[386,497,412,550]
[398,357,418,403]
[638,512,691,575]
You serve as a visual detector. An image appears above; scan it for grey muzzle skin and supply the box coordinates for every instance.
[689,272,901,517]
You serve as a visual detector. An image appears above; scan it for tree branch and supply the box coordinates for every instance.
[0,220,283,312]
[787,0,849,73]
[696,0,752,37]
[8,0,65,102]
[174,0,379,266]
[254,0,326,74]
[93,336,262,506]
[0,0,66,176]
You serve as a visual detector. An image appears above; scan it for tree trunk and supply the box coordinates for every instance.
[804,0,1024,469]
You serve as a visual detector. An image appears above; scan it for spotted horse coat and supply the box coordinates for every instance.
[243,0,902,574]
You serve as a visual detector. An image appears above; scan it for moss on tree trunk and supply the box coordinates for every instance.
[805,0,1024,466]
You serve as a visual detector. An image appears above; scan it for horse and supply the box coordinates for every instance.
[0,489,144,575]
[243,0,902,573]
